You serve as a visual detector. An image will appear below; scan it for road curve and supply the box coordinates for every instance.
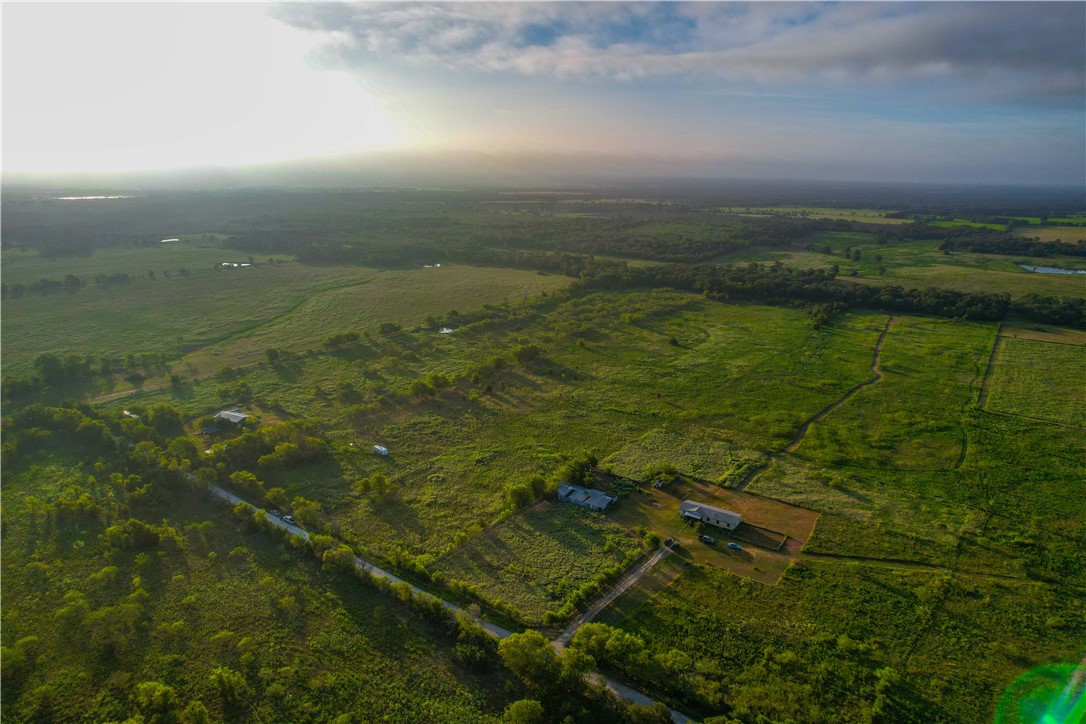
[210,486,693,722]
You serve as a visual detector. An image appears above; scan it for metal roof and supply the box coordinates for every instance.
[680,499,741,526]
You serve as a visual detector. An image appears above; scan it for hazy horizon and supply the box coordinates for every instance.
[4,2,1085,189]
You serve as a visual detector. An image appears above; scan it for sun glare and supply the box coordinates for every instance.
[2,4,404,174]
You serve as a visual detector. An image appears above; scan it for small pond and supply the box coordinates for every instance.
[1018,264,1086,275]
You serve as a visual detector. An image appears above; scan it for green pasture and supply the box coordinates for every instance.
[604,428,765,486]
[718,206,910,224]
[612,559,1084,722]
[984,337,1086,427]
[731,231,1086,298]
[1,242,568,376]
[795,315,992,470]
[113,294,886,568]
[432,502,644,623]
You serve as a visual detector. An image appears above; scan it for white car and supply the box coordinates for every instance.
[282,515,296,525]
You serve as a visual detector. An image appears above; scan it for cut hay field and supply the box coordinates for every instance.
[984,337,1085,427]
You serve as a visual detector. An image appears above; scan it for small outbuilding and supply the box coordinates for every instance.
[557,483,616,512]
[680,500,741,530]
[214,409,249,424]
[373,445,389,456]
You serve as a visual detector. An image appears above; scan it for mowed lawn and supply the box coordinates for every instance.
[796,315,994,470]
[985,337,1086,427]
[432,502,644,623]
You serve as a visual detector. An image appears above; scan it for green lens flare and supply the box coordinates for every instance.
[995,662,1086,724]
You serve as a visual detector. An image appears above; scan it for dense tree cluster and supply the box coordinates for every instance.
[937,233,1086,258]
[572,260,1085,327]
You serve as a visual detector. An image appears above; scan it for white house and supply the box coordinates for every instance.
[679,500,742,530]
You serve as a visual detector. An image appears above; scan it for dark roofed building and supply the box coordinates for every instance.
[557,483,616,512]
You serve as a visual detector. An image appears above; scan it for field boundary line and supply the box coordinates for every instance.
[736,315,897,492]
[981,408,1084,430]
[800,551,1039,583]
[976,321,1003,409]
[781,314,898,455]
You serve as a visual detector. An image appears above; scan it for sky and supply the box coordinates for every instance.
[3,2,1084,186]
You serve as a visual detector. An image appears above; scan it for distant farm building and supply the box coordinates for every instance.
[214,409,249,425]
[680,500,741,530]
[557,483,616,512]
[373,445,389,456]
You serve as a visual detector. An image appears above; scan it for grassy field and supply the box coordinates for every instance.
[796,316,992,470]
[611,559,1084,722]
[603,428,765,487]
[932,220,1086,243]
[719,206,911,224]
[432,502,644,623]
[6,240,1081,723]
[999,318,1086,345]
[99,294,886,604]
[729,232,1086,297]
[1,240,568,376]
[984,337,1085,427]
[1016,225,1086,243]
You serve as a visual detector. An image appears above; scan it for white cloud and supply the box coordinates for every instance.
[274,2,1085,103]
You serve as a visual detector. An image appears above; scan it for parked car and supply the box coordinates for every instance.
[270,510,281,518]
[282,515,296,525]
[698,534,715,544]
[664,537,679,549]
[727,542,742,550]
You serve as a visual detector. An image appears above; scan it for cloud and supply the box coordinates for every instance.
[272,2,1084,104]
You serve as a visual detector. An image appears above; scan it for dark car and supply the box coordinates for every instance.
[664,537,679,549]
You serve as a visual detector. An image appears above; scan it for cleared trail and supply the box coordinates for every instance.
[800,551,1038,583]
[782,315,898,454]
[734,315,898,491]
[976,327,1004,409]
